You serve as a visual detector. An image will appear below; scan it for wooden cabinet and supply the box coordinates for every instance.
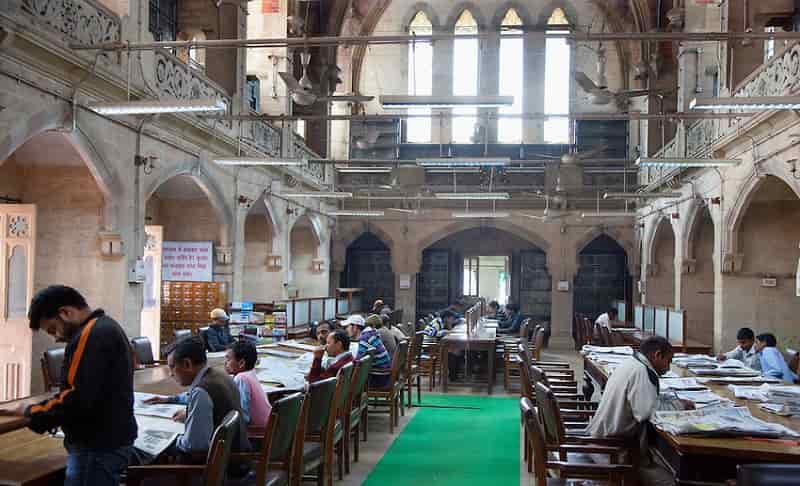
[160,281,227,346]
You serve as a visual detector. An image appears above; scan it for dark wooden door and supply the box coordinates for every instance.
[345,250,394,310]
[574,253,627,319]
[518,250,551,321]
[417,249,450,317]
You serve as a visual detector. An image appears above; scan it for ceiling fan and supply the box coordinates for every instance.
[574,71,652,109]
[279,52,374,106]
[519,197,570,222]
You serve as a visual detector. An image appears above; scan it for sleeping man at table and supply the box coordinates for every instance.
[717,327,760,370]
[585,336,691,486]
[755,333,798,383]
[145,337,250,462]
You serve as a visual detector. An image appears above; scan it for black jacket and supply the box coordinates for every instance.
[25,310,138,450]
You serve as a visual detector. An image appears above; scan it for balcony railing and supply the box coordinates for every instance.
[294,141,325,183]
[19,0,120,57]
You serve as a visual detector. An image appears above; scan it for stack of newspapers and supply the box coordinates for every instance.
[652,404,800,438]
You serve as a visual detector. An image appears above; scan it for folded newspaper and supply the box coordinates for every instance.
[660,377,708,391]
[134,392,185,419]
[690,367,762,378]
[134,414,184,457]
[759,403,800,417]
[674,390,729,406]
[697,375,783,385]
[581,345,634,356]
[673,354,717,368]
[652,404,800,438]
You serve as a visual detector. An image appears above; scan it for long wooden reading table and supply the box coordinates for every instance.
[440,320,497,394]
[611,326,713,354]
[584,355,800,482]
[0,342,312,485]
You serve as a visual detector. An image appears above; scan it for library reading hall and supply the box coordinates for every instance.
[3,0,800,485]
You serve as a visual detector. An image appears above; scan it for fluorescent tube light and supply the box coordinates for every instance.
[435,192,510,200]
[327,210,385,217]
[284,192,353,199]
[89,98,227,115]
[417,157,510,168]
[381,95,514,109]
[580,212,636,218]
[690,96,800,110]
[504,167,544,174]
[451,211,510,218]
[214,157,306,166]
[425,168,482,174]
[635,157,740,168]
[335,167,392,174]
[603,192,682,200]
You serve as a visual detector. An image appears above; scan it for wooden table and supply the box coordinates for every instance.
[584,355,800,482]
[440,322,497,395]
[611,328,712,354]
[0,346,311,485]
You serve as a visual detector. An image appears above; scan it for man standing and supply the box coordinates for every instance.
[586,336,688,486]
[595,308,619,329]
[1,286,137,485]
[308,330,354,382]
[206,308,235,351]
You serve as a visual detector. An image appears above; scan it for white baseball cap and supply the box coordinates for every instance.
[342,315,366,327]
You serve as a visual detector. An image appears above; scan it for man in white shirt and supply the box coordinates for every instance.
[717,327,760,371]
[586,336,687,486]
[595,308,619,329]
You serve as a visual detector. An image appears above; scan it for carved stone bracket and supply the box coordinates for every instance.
[311,258,326,274]
[97,231,124,260]
[215,246,233,265]
[721,253,744,274]
[266,254,282,272]
[681,259,696,275]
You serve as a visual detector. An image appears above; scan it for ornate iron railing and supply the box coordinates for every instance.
[20,0,120,50]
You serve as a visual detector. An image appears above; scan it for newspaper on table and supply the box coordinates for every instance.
[272,341,319,353]
[728,384,770,401]
[652,404,800,438]
[673,390,729,407]
[662,370,680,379]
[134,414,184,457]
[673,354,717,368]
[690,367,762,378]
[729,384,800,403]
[697,375,782,385]
[581,345,634,356]
[588,354,630,365]
[255,353,312,389]
[759,403,800,417]
[134,392,185,419]
[660,377,708,391]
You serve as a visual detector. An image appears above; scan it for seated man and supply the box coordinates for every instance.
[308,330,354,382]
[424,310,458,338]
[756,333,797,383]
[487,300,504,320]
[497,304,524,335]
[315,321,332,346]
[595,308,619,329]
[206,308,235,352]
[586,336,689,486]
[372,314,399,358]
[224,341,271,434]
[380,308,407,342]
[145,337,250,458]
[717,327,760,370]
[347,314,391,387]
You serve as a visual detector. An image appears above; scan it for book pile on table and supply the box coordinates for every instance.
[652,404,800,438]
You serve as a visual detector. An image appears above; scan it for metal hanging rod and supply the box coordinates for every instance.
[207,112,750,122]
[310,158,637,165]
[71,31,800,51]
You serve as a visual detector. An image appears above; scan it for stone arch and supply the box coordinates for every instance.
[726,171,800,256]
[574,227,636,273]
[645,215,677,307]
[444,3,489,30]
[682,200,716,263]
[401,3,442,29]
[332,223,397,272]
[146,160,233,246]
[645,214,677,270]
[491,2,535,27]
[0,102,121,229]
[533,1,580,26]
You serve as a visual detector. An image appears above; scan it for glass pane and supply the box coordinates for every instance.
[7,245,27,318]
[452,11,478,143]
[545,24,570,143]
[499,10,523,143]
[408,11,433,142]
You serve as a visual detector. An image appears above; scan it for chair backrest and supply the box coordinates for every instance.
[349,355,373,411]
[610,329,625,346]
[532,327,546,360]
[334,362,355,413]
[391,340,409,382]
[204,410,240,486]
[253,392,304,486]
[737,464,800,486]
[41,347,65,390]
[583,318,595,345]
[199,326,211,350]
[599,325,613,346]
[520,397,549,485]
[519,318,531,340]
[409,331,425,366]
[305,377,338,435]
[174,328,192,342]
[534,381,567,448]
[519,350,534,401]
[130,337,156,365]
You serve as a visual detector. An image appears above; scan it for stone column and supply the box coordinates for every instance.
[431,26,454,144]
[523,32,545,143]
[231,203,250,301]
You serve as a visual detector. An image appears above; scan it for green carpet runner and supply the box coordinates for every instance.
[362,395,519,486]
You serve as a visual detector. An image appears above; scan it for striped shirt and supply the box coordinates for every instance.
[357,327,391,369]
[424,318,447,338]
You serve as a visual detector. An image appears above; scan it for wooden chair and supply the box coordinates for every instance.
[501,319,531,391]
[346,355,373,464]
[300,377,338,486]
[231,392,304,486]
[127,410,241,486]
[520,397,631,485]
[41,347,65,391]
[130,337,165,367]
[404,331,425,407]
[367,340,408,434]
[530,326,571,369]
[418,334,440,391]
[331,363,354,479]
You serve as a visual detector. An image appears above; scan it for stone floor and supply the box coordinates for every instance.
[336,348,583,485]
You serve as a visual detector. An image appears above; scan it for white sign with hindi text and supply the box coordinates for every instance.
[162,241,213,282]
